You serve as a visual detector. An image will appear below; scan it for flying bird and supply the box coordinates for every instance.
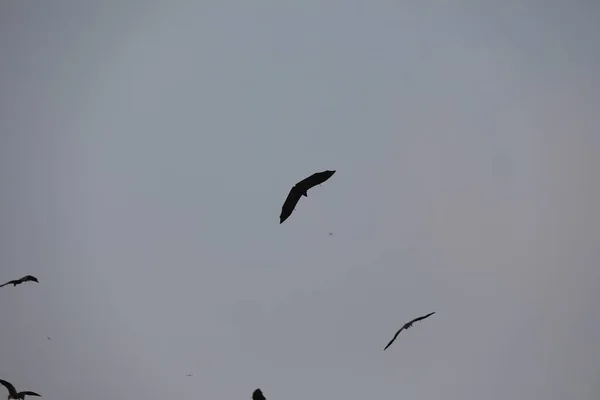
[252,389,266,400]
[0,379,41,399]
[0,275,39,288]
[279,170,336,224]
[383,312,435,351]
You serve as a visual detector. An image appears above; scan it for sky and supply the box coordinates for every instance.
[0,1,599,399]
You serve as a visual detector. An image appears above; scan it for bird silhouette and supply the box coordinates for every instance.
[0,379,41,399]
[279,170,336,224]
[253,389,266,400]
[0,275,38,288]
[383,312,436,351]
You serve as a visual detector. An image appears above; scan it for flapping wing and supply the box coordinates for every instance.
[0,380,17,396]
[410,312,435,324]
[383,327,404,351]
[252,388,266,400]
[295,170,336,192]
[280,186,303,224]
[18,391,41,398]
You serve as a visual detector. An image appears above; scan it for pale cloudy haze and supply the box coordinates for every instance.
[1,1,599,399]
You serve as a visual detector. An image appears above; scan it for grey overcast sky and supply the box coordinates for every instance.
[1,1,599,399]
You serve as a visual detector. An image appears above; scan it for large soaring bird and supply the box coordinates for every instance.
[383,312,436,351]
[279,170,336,224]
[0,275,39,288]
[252,389,266,400]
[0,379,41,399]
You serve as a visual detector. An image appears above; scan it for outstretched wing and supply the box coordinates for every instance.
[295,170,336,192]
[0,275,38,287]
[280,186,303,224]
[22,275,39,283]
[383,327,405,351]
[18,391,41,398]
[252,388,266,400]
[0,379,17,396]
[410,312,435,324]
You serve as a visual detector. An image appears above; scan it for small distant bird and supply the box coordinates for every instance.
[0,379,41,399]
[46,337,51,340]
[279,170,336,224]
[0,275,39,288]
[328,232,333,236]
[253,389,266,400]
[383,312,436,351]
[185,374,193,377]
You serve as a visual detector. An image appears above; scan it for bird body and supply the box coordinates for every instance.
[253,389,266,400]
[279,170,336,223]
[0,275,39,288]
[383,312,435,351]
[0,380,41,399]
